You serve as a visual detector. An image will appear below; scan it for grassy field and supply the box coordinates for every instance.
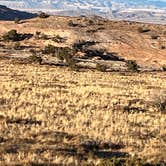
[0,59,165,165]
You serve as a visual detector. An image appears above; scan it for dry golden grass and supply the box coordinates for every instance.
[0,59,165,165]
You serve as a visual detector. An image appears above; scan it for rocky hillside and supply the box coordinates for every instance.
[0,15,165,70]
[0,5,37,21]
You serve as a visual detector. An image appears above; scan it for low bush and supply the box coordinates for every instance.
[66,58,78,71]
[29,50,42,64]
[151,35,159,40]
[126,60,139,72]
[13,42,21,50]
[68,20,78,27]
[138,27,150,33]
[29,55,42,64]
[153,91,166,114]
[34,31,41,39]
[42,44,56,55]
[2,30,20,42]
[163,65,166,71]
[160,46,166,50]
[88,19,95,25]
[42,45,78,70]
[52,35,67,43]
[73,40,96,52]
[34,31,49,40]
[96,63,107,72]
[2,30,33,42]
[40,33,49,40]
[38,12,49,18]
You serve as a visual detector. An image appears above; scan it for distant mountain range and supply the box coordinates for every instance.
[0,0,166,23]
[1,0,166,9]
[1,0,166,10]
[0,5,37,20]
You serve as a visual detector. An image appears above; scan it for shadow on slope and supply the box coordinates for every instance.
[0,5,37,21]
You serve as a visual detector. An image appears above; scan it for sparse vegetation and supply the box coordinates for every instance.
[126,60,139,72]
[68,20,78,27]
[163,65,166,71]
[100,157,164,166]
[38,12,49,18]
[96,63,107,72]
[29,51,42,64]
[2,29,20,42]
[0,60,165,165]
[42,44,56,55]
[34,31,49,40]
[14,17,21,24]
[40,33,49,40]
[13,42,21,50]
[52,35,67,43]
[2,29,33,42]
[73,40,96,52]
[160,46,166,50]
[42,45,78,70]
[157,100,166,114]
[153,92,166,114]
[35,31,41,39]
[151,35,159,39]
[88,19,95,25]
[138,27,151,33]
[0,15,165,165]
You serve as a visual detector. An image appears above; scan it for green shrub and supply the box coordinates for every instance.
[43,45,75,59]
[96,63,107,72]
[57,47,73,61]
[29,51,42,64]
[2,29,19,42]
[2,30,32,42]
[42,44,56,54]
[126,60,139,72]
[30,55,42,64]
